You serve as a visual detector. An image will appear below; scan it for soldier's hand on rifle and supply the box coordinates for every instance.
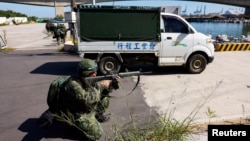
[111,76,120,90]
[101,80,112,88]
[100,76,120,90]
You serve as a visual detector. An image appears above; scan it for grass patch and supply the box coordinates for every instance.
[109,113,194,141]
[105,81,223,141]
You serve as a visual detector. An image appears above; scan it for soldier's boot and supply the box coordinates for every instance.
[37,110,54,129]
[95,114,110,123]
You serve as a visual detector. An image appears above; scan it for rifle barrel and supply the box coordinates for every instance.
[118,71,141,77]
[85,71,142,83]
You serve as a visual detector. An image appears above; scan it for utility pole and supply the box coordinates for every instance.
[69,0,76,47]
[71,0,76,11]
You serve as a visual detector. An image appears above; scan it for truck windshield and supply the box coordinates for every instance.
[162,16,190,33]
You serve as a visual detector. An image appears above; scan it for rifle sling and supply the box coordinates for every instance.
[107,74,140,99]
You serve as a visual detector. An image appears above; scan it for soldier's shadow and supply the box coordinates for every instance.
[18,118,89,141]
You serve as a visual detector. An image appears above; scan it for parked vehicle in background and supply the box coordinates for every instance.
[65,5,214,74]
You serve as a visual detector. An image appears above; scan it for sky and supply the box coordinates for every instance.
[0,0,245,18]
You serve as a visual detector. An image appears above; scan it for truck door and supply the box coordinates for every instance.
[159,15,194,65]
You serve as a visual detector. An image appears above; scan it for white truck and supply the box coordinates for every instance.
[67,5,214,74]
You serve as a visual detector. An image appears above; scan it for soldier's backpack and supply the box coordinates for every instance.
[47,76,71,112]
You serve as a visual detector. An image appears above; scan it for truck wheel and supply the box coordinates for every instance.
[99,56,121,75]
[187,54,207,74]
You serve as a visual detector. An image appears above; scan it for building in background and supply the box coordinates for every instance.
[0,17,27,25]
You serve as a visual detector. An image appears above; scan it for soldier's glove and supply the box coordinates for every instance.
[111,78,119,90]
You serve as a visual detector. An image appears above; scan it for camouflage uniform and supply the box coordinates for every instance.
[45,21,55,33]
[54,78,111,140]
[46,59,113,141]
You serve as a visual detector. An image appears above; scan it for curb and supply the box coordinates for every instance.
[215,43,250,51]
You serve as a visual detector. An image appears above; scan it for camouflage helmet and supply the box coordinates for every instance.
[77,59,98,77]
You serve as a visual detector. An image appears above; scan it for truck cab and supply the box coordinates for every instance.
[159,13,214,73]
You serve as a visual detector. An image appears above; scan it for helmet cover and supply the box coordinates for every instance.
[78,59,98,76]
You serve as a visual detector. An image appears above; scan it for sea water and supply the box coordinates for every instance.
[190,22,250,40]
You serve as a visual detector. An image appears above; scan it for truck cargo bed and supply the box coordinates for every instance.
[77,5,161,42]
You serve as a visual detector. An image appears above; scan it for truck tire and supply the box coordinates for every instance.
[99,56,121,75]
[187,54,207,74]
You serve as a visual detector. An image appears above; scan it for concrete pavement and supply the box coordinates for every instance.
[0,23,61,50]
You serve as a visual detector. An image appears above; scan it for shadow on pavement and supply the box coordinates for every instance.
[123,63,189,75]
[30,62,78,76]
[18,118,90,141]
[30,61,188,77]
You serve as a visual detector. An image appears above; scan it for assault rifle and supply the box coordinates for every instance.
[85,71,141,83]
[85,71,149,89]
